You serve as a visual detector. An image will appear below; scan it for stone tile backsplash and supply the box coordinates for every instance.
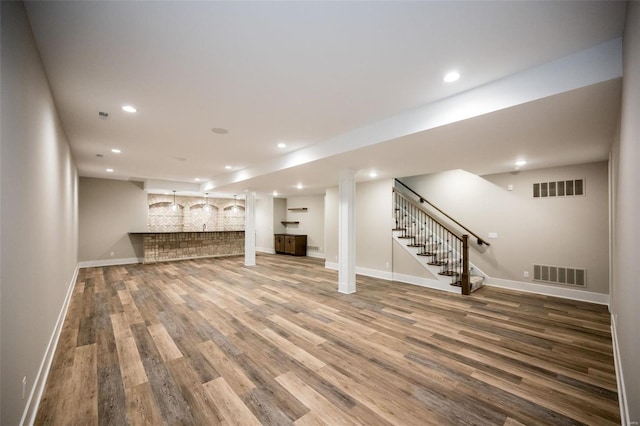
[147,194,245,232]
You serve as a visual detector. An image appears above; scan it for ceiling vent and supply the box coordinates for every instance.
[98,111,109,119]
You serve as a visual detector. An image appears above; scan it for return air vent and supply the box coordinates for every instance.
[533,264,586,287]
[533,179,584,198]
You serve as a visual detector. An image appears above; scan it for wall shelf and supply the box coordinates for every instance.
[287,208,308,212]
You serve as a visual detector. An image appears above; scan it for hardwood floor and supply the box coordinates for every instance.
[35,254,620,425]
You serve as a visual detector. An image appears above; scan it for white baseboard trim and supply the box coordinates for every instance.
[78,257,142,268]
[611,314,630,426]
[356,266,393,281]
[21,264,79,426]
[306,251,326,260]
[326,263,608,303]
[325,261,339,270]
[392,272,460,294]
[323,262,392,281]
[325,262,458,293]
[256,247,276,254]
[485,277,610,305]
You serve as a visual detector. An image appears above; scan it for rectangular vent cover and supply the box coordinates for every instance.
[533,179,584,198]
[533,264,586,287]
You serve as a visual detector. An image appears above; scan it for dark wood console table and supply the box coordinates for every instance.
[274,234,307,256]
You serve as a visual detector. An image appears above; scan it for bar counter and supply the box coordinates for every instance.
[129,231,244,264]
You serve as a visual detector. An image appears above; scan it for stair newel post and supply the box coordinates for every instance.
[461,234,470,295]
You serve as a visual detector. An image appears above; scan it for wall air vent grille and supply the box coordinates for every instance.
[533,264,586,287]
[533,179,584,198]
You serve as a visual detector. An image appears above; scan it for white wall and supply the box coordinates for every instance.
[355,179,393,274]
[255,197,287,254]
[324,179,393,277]
[273,198,286,235]
[401,162,610,295]
[255,196,275,253]
[324,188,339,264]
[78,177,147,264]
[286,195,325,258]
[611,2,640,422]
[1,2,79,423]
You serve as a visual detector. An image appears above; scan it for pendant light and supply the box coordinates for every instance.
[171,190,177,211]
[232,194,238,213]
[204,193,211,212]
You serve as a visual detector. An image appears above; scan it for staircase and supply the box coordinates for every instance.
[393,182,487,295]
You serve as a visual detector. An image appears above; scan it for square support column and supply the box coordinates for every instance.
[338,170,356,294]
[244,191,256,266]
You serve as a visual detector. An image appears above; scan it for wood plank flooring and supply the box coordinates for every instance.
[35,254,620,425]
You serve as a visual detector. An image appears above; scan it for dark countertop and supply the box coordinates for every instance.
[129,231,245,234]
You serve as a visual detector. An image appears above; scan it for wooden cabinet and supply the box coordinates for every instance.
[274,234,286,253]
[274,234,307,256]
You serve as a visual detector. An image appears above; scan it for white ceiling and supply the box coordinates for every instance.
[24,1,627,197]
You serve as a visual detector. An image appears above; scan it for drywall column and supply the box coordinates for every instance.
[244,192,256,266]
[338,170,356,293]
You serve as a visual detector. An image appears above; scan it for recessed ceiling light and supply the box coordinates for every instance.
[122,105,137,113]
[443,71,461,83]
[111,148,121,154]
[225,165,232,170]
[273,190,278,196]
[211,128,229,135]
[515,160,527,167]
[369,171,378,178]
[194,178,201,182]
[277,143,287,148]
[106,168,114,173]
[296,183,303,189]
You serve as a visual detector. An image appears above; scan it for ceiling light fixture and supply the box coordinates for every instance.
[111,148,121,154]
[277,143,287,149]
[273,190,278,197]
[232,195,238,213]
[515,160,527,167]
[369,171,378,178]
[204,193,211,212]
[122,105,137,113]
[211,128,229,135]
[443,71,461,83]
[194,178,201,182]
[296,183,303,190]
[225,165,232,170]
[106,168,114,172]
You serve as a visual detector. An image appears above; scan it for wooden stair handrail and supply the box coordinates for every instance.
[393,189,463,245]
[393,190,471,294]
[394,179,490,246]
